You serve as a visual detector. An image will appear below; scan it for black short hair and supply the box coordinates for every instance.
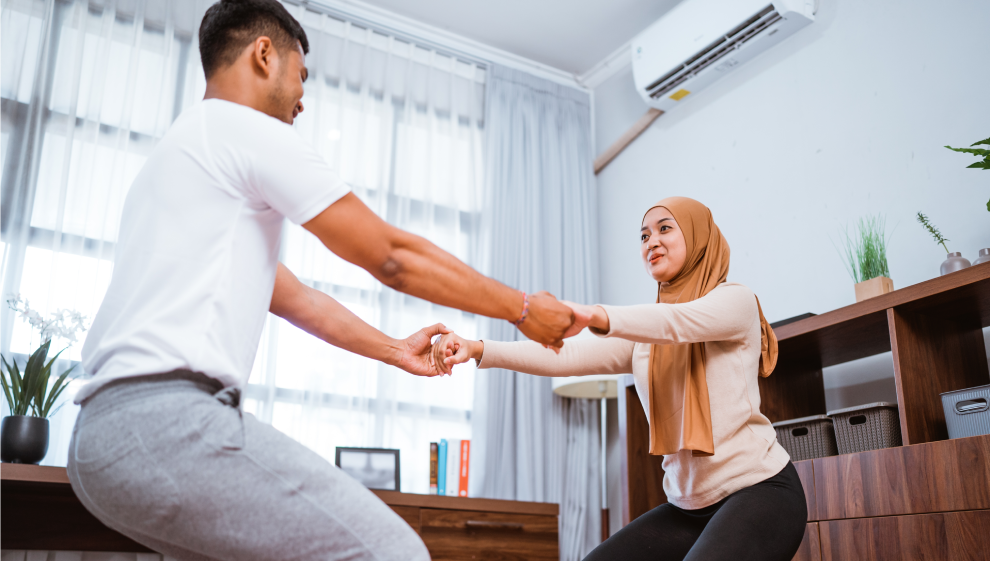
[199,0,309,78]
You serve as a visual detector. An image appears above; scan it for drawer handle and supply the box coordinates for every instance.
[465,520,525,531]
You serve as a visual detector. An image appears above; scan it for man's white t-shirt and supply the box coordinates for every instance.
[76,99,350,403]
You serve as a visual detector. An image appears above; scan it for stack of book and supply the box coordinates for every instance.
[428,439,470,497]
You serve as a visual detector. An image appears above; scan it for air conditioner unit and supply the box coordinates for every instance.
[631,0,816,111]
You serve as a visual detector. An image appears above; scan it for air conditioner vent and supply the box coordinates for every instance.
[645,5,782,100]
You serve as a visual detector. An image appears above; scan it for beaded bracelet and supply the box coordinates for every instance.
[512,291,529,326]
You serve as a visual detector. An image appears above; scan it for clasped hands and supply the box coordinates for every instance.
[394,292,606,378]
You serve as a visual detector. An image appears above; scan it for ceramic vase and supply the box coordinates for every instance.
[973,249,990,266]
[0,415,49,464]
[940,252,971,276]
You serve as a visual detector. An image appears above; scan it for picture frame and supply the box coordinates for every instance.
[334,447,401,492]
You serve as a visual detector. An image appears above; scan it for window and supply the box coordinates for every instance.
[0,0,486,494]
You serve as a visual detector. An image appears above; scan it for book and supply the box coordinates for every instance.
[429,442,438,495]
[437,439,448,496]
[458,440,470,497]
[445,439,460,496]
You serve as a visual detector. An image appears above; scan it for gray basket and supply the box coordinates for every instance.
[772,414,838,461]
[828,402,902,454]
[941,385,990,439]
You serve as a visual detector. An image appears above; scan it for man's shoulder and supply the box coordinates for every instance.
[202,99,291,130]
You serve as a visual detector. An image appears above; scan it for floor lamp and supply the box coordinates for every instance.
[551,372,621,543]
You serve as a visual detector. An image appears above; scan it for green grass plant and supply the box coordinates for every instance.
[840,215,891,284]
[916,212,950,253]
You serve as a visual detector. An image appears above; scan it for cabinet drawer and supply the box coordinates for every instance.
[792,523,821,561]
[819,510,990,560]
[390,505,421,535]
[420,508,558,561]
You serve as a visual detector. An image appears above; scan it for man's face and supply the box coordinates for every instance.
[267,42,308,124]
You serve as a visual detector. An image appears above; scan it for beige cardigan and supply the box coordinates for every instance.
[478,282,790,509]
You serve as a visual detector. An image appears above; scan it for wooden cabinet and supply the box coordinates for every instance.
[819,510,990,560]
[370,490,559,561]
[418,509,558,560]
[617,264,990,560]
[793,523,822,561]
[1,465,559,559]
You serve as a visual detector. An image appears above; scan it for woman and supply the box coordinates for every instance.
[433,197,807,561]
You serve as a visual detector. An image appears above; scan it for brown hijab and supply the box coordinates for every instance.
[643,197,778,457]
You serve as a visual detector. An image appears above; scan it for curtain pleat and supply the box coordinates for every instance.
[473,64,601,560]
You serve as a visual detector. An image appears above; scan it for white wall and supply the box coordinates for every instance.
[593,0,989,409]
[595,0,988,316]
[595,0,989,533]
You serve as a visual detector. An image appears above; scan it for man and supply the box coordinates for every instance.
[67,1,575,559]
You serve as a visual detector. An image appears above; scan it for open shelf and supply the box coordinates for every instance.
[773,262,990,370]
[760,262,990,446]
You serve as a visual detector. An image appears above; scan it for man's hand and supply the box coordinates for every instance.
[392,323,451,377]
[518,291,576,349]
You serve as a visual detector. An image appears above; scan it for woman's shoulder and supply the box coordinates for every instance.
[705,282,759,314]
[711,282,756,299]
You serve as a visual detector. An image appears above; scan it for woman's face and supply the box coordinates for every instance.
[641,206,687,283]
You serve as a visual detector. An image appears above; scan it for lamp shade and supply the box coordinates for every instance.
[551,374,621,399]
[550,329,624,399]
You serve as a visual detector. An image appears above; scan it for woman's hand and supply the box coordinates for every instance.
[559,301,610,334]
[431,332,483,375]
[392,323,451,377]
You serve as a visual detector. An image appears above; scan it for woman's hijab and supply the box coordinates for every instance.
[644,197,778,456]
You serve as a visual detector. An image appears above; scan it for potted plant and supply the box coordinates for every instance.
[1,296,86,464]
[840,215,893,302]
[944,136,989,212]
[916,212,971,275]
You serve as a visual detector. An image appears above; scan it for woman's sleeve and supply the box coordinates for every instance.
[595,284,758,345]
[478,337,634,376]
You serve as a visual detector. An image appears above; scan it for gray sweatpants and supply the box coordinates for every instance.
[67,370,430,561]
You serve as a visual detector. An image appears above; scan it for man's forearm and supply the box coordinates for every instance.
[384,232,525,322]
[302,193,572,347]
[270,263,402,366]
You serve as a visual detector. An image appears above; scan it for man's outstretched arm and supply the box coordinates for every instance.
[302,193,574,347]
[269,262,447,376]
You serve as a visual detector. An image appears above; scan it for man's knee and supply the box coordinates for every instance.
[377,516,431,561]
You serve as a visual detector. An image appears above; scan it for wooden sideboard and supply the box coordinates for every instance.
[1,464,559,560]
[618,263,990,560]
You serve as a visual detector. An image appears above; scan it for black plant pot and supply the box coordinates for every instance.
[1,415,49,464]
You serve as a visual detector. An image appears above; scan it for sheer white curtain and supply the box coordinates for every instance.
[1,0,212,469]
[471,64,601,561]
[1,0,484,509]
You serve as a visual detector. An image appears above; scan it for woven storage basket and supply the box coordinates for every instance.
[772,415,838,461]
[828,402,902,454]
[941,384,990,439]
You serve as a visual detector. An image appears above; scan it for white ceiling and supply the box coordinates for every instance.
[356,0,684,75]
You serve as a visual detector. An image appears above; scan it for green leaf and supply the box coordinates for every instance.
[966,161,990,169]
[0,357,14,414]
[2,354,30,415]
[986,197,989,212]
[945,146,990,156]
[971,137,990,147]
[40,361,75,418]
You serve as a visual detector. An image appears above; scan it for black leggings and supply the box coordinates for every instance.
[584,463,807,561]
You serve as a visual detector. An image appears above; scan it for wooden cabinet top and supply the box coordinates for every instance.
[0,463,559,516]
[774,263,989,368]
